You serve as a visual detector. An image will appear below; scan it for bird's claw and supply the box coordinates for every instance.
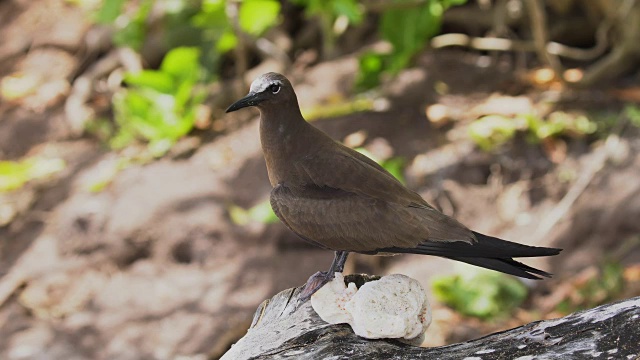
[296,270,335,306]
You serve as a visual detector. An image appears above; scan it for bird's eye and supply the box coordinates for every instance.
[269,84,280,94]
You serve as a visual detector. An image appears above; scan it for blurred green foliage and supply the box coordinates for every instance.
[432,267,529,319]
[292,0,364,55]
[302,97,375,120]
[356,0,467,90]
[557,261,625,315]
[355,148,407,184]
[97,0,153,50]
[95,0,283,154]
[293,0,364,24]
[625,104,640,128]
[192,0,280,67]
[95,0,126,24]
[526,112,598,140]
[191,0,237,55]
[239,0,281,36]
[0,158,66,193]
[379,157,407,184]
[469,111,598,151]
[98,0,280,67]
[229,199,280,225]
[468,115,517,151]
[93,0,471,153]
[111,47,206,156]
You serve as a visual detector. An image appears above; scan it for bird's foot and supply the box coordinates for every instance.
[297,271,336,305]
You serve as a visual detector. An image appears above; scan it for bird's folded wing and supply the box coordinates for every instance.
[293,149,475,243]
[294,148,425,207]
[270,184,429,251]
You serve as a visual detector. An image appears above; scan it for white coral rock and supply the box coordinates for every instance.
[311,273,431,343]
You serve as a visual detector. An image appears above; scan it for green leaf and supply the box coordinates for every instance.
[111,47,206,152]
[291,0,324,16]
[111,0,153,50]
[229,199,280,225]
[432,267,528,319]
[573,115,597,135]
[114,90,149,122]
[0,161,30,192]
[525,112,597,141]
[354,148,406,184]
[239,0,281,36]
[113,22,145,50]
[332,0,363,24]
[355,52,386,91]
[216,29,238,53]
[95,0,126,24]
[192,0,227,28]
[444,0,468,6]
[26,158,66,180]
[357,0,466,81]
[109,129,135,149]
[469,115,517,151]
[386,52,413,74]
[625,104,640,127]
[380,1,441,63]
[381,157,406,184]
[173,80,195,110]
[248,199,280,224]
[294,0,362,24]
[84,117,115,143]
[0,158,65,192]
[301,97,374,120]
[124,71,175,93]
[229,204,250,225]
[160,47,201,81]
[148,139,175,157]
[111,78,199,150]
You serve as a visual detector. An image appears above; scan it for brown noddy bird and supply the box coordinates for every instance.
[227,72,561,301]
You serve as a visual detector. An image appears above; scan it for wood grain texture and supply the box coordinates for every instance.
[221,274,640,360]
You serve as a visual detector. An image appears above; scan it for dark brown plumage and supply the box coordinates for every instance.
[227,72,561,299]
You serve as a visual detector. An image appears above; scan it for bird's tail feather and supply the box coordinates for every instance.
[379,231,562,280]
[443,256,552,279]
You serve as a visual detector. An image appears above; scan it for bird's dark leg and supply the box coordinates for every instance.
[298,251,349,303]
[328,250,349,273]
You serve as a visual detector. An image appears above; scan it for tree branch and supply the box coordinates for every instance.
[222,274,640,359]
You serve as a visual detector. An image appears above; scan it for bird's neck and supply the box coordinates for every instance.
[259,106,307,146]
[259,106,309,186]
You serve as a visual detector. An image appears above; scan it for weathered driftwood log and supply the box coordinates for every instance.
[222,274,640,359]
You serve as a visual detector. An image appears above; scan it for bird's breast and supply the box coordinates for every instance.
[263,151,306,187]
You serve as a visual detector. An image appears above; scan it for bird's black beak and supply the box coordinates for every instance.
[226,92,265,113]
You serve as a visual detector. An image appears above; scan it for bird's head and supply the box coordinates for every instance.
[226,72,296,113]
